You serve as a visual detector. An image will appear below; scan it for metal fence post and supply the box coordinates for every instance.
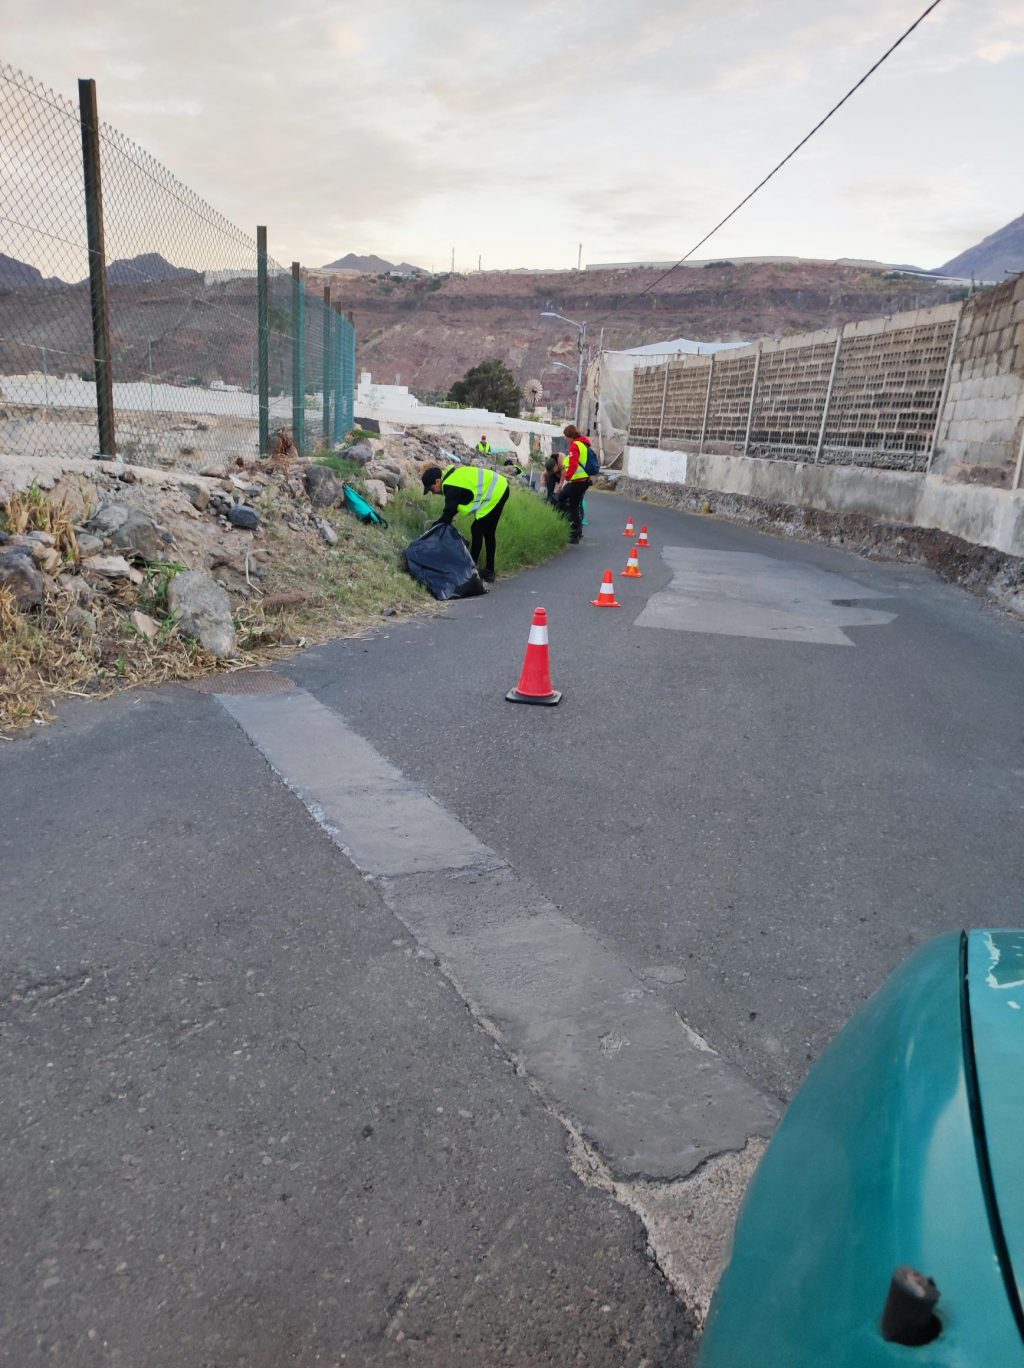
[78,77,116,458]
[291,262,305,453]
[656,359,670,448]
[743,344,762,455]
[341,310,349,437]
[698,353,716,454]
[322,285,332,445]
[814,328,844,462]
[926,301,965,475]
[346,311,356,435]
[256,226,269,455]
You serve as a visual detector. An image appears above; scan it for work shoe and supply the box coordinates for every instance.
[479,568,496,583]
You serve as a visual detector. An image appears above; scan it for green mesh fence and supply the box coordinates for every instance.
[0,63,355,468]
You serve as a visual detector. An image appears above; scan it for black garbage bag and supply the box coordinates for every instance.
[402,522,486,600]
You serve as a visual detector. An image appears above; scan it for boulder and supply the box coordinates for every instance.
[0,550,44,608]
[181,481,210,512]
[65,606,97,637]
[346,439,374,466]
[167,571,237,658]
[58,574,94,605]
[85,554,135,581]
[363,479,389,509]
[304,465,344,509]
[365,461,404,491]
[31,543,62,575]
[86,504,164,562]
[313,516,339,546]
[76,533,104,558]
[228,504,261,530]
[130,609,160,641]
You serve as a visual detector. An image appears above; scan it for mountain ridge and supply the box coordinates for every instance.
[938,213,1024,279]
[321,252,425,275]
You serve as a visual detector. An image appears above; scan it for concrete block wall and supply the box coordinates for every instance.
[750,334,837,454]
[933,274,1024,476]
[629,304,963,472]
[822,313,958,470]
[707,351,757,446]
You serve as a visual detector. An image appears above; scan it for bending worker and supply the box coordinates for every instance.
[421,463,509,583]
[476,434,491,454]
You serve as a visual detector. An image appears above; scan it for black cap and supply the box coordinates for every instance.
[421,465,443,494]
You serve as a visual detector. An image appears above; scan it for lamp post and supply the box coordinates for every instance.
[541,310,587,426]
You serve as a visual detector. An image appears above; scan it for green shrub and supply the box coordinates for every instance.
[386,484,568,575]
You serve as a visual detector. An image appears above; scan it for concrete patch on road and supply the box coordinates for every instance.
[569,1126,768,1326]
[218,685,780,1307]
[635,548,897,645]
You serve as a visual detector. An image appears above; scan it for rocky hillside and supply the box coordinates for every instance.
[310,261,965,410]
[0,261,965,415]
[939,212,1024,281]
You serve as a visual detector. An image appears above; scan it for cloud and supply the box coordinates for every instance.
[2,0,1022,274]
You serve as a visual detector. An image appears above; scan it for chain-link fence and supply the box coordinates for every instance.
[0,64,355,469]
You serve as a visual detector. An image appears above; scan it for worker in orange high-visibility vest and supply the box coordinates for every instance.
[555,424,593,543]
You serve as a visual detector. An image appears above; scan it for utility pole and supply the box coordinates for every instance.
[478,254,482,273]
[577,243,582,272]
[451,247,455,273]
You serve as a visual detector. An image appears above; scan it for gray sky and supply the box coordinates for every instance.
[3,0,1022,272]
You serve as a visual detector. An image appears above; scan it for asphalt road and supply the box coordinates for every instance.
[284,489,1024,1102]
[3,486,1022,1364]
[1,687,695,1366]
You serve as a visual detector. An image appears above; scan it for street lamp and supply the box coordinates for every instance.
[540,310,587,425]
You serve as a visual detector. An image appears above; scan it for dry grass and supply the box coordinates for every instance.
[0,579,228,734]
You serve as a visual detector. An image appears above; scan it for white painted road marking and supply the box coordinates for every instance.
[635,547,897,645]
[218,687,779,1183]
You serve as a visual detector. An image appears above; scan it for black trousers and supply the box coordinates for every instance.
[557,479,591,539]
[470,487,509,574]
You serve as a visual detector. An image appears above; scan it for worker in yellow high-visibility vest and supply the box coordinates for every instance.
[421,463,510,583]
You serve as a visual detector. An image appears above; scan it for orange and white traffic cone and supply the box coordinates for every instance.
[506,607,562,705]
[622,516,635,537]
[620,544,643,578]
[636,525,650,548]
[591,570,621,608]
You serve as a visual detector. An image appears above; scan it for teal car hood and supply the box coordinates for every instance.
[699,930,1024,1367]
[968,929,1024,1318]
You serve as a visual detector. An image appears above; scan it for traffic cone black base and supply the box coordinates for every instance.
[505,687,562,706]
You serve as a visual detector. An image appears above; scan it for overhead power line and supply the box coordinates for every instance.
[590,0,947,328]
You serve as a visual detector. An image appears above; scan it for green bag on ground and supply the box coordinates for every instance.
[342,484,387,528]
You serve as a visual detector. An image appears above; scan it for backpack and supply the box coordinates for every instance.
[581,440,600,478]
[342,483,388,527]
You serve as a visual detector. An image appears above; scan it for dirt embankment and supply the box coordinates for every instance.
[0,432,458,733]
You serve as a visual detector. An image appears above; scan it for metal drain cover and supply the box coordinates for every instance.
[187,670,295,695]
